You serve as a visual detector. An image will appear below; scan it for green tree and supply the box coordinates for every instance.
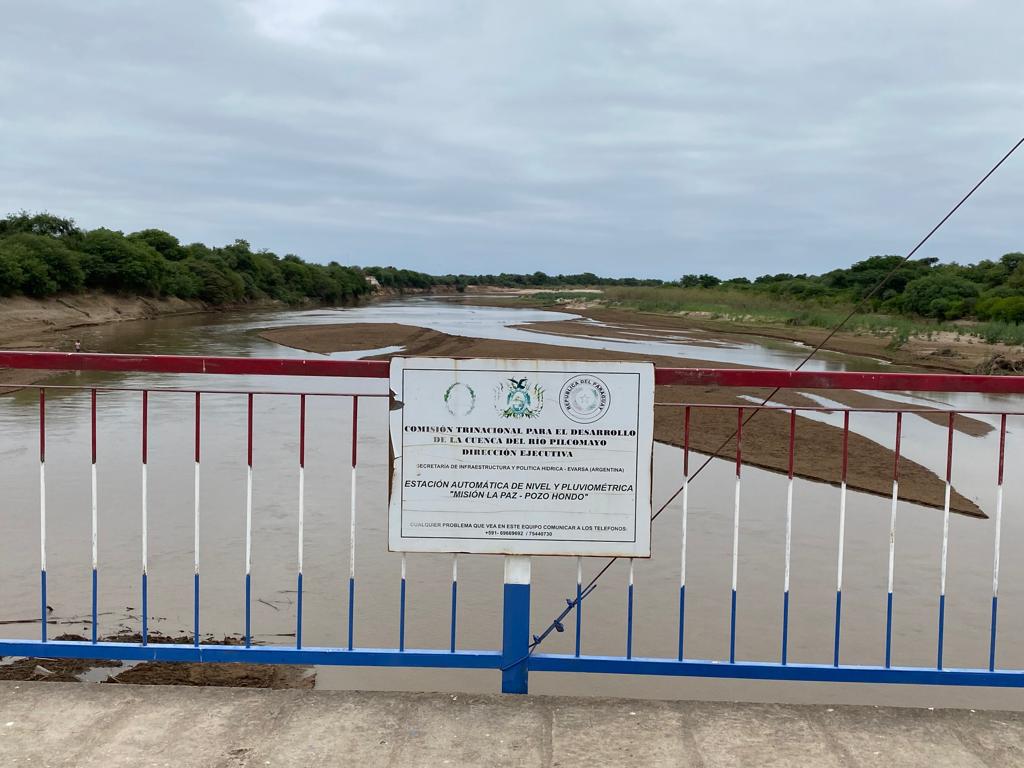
[0,247,26,295]
[129,229,186,261]
[697,274,721,288]
[0,241,57,297]
[0,233,84,292]
[78,229,168,294]
[0,211,81,240]
[184,257,245,304]
[900,273,980,319]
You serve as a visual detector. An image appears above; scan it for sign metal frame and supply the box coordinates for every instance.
[388,357,655,557]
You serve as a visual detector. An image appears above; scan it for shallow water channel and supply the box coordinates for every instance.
[1,298,1022,708]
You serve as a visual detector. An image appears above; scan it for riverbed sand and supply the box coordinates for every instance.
[258,322,984,517]
[482,299,1024,374]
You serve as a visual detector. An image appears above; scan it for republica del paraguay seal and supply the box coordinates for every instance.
[559,375,610,423]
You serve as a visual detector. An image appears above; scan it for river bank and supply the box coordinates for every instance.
[462,293,1024,374]
[0,294,213,393]
[0,289,467,353]
[258,321,983,516]
[6,288,1017,375]
[0,290,404,390]
[0,293,211,350]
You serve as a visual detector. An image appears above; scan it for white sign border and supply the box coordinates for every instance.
[388,356,654,557]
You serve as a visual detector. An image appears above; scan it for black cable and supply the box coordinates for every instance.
[528,135,1024,654]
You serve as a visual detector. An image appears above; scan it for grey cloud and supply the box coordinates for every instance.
[1,1,1021,278]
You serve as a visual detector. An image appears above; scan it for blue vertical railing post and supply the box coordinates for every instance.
[39,389,46,643]
[90,388,98,644]
[296,394,305,650]
[194,392,201,648]
[501,555,531,694]
[245,393,253,648]
[141,390,149,646]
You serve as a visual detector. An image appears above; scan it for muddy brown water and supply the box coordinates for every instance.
[1,298,1022,709]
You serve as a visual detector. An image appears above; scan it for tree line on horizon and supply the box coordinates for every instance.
[677,253,1024,324]
[1,211,1022,324]
[0,211,372,306]
[389,254,1024,324]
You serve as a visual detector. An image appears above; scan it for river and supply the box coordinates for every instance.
[1,297,1021,708]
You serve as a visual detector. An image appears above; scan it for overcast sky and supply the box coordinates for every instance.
[1,2,1021,279]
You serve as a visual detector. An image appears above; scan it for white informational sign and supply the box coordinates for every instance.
[388,357,654,557]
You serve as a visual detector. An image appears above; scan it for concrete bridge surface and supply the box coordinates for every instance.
[1,681,1021,767]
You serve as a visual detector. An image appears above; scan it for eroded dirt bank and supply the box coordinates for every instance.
[258,322,984,517]
[0,294,214,393]
[0,294,210,350]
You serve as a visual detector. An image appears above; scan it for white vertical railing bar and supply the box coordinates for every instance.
[937,413,954,669]
[885,412,902,669]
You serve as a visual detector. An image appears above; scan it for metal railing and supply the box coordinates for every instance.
[0,350,1022,694]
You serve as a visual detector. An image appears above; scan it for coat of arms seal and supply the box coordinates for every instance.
[494,377,544,418]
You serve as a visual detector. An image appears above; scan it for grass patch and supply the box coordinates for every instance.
[570,286,1024,346]
[515,290,604,306]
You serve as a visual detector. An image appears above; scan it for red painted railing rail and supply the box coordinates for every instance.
[653,367,1024,393]
[0,351,390,379]
[1,350,1022,393]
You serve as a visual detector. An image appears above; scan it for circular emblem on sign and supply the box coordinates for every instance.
[559,375,610,423]
[443,382,476,417]
[494,378,544,419]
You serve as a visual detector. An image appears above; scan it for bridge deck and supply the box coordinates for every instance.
[1,681,1021,767]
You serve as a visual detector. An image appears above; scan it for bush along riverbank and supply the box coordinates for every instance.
[3,210,1022,350]
[471,253,1024,346]
[0,212,376,306]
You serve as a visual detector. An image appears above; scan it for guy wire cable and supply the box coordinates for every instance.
[527,135,1024,654]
